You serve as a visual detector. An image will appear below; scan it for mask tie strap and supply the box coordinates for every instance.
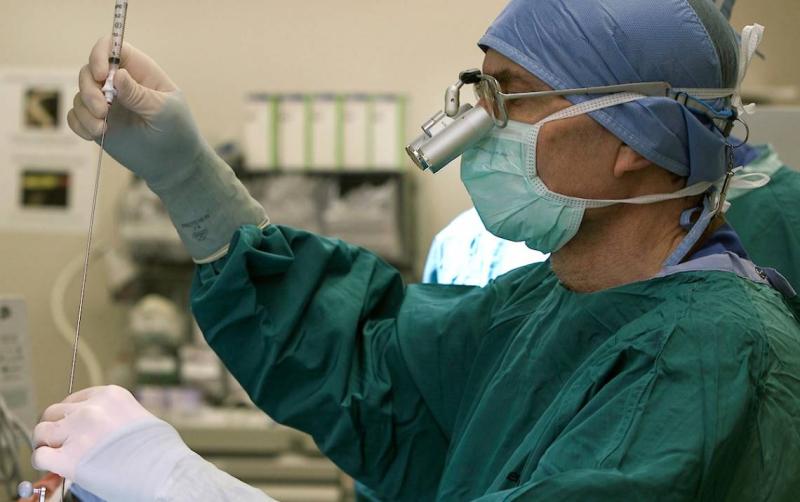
[729,171,770,190]
[527,93,646,178]
[732,24,765,115]
[663,195,719,267]
[662,140,760,267]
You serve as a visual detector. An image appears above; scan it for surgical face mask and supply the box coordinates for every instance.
[460,93,715,254]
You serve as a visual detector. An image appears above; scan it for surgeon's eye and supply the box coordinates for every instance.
[474,82,501,119]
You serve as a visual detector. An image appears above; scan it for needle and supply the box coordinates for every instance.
[61,113,108,502]
[67,114,107,397]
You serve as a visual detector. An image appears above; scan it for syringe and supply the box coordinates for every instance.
[101,0,129,104]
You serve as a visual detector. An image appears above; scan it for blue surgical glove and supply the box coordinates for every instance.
[68,36,268,263]
[70,484,107,502]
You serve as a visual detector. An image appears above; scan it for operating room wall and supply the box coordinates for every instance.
[730,3,800,95]
[0,0,798,418]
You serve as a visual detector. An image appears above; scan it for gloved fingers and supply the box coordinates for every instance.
[88,36,114,82]
[113,68,154,113]
[120,43,179,92]
[63,386,107,404]
[31,447,69,478]
[89,36,177,93]
[88,36,137,87]
[89,36,141,81]
[40,402,81,422]
[36,472,63,491]
[78,65,109,119]
[70,95,106,139]
[33,421,69,449]
[67,108,95,141]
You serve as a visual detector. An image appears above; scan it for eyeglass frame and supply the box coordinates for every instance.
[459,69,736,134]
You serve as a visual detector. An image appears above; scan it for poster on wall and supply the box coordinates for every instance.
[0,69,96,233]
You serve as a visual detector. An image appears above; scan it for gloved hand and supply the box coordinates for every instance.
[32,386,277,502]
[69,36,268,263]
[31,386,194,502]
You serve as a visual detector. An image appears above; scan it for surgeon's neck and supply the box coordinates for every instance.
[551,202,691,293]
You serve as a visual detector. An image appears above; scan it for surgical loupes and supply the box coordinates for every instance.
[406,69,495,173]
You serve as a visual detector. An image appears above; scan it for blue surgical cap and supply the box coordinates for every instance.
[479,0,741,185]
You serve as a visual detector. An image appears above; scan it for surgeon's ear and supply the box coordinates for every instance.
[613,144,652,178]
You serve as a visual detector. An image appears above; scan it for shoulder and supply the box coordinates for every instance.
[633,272,798,372]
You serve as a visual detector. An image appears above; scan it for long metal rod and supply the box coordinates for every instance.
[67,115,107,395]
[61,114,108,502]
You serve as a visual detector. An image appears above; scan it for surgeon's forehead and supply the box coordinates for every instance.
[482,49,551,93]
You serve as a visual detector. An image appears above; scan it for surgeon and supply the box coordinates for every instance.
[31,0,800,501]
[421,0,800,295]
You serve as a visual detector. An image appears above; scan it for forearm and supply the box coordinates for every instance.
[190,225,452,499]
[158,455,276,502]
[74,419,194,501]
[148,146,269,263]
[74,418,275,502]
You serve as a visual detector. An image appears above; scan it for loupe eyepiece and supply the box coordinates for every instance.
[459,69,483,85]
[406,104,495,173]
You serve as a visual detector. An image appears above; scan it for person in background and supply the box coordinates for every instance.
[727,142,800,291]
[423,208,548,286]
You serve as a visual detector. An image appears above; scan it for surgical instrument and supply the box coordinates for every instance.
[61,1,128,500]
[17,481,46,502]
[68,0,128,412]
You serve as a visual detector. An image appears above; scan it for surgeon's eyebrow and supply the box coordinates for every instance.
[491,68,550,94]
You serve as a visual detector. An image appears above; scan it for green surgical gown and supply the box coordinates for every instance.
[191,225,800,501]
[727,148,800,292]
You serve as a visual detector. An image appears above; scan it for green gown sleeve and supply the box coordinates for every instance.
[189,224,500,500]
